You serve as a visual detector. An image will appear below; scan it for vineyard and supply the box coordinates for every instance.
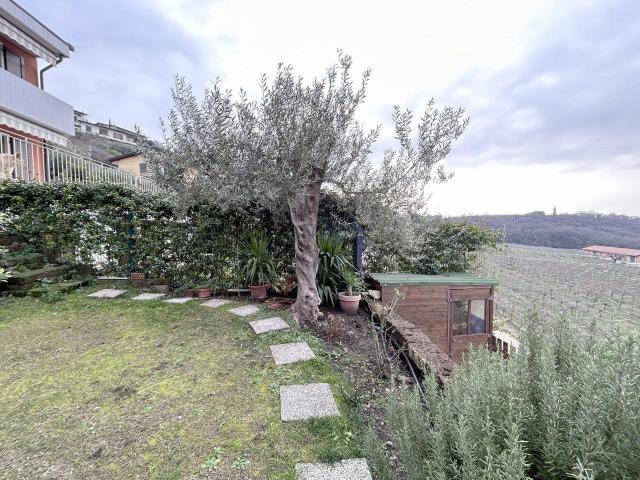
[473,244,640,335]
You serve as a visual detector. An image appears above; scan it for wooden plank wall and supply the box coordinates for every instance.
[380,284,492,362]
[380,285,450,354]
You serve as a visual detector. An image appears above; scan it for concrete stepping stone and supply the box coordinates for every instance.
[228,304,260,317]
[280,383,340,421]
[201,298,231,308]
[164,297,194,304]
[132,293,166,301]
[270,342,315,365]
[295,458,372,480]
[88,289,126,299]
[250,317,289,334]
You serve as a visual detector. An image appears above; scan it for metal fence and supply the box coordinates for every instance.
[0,128,161,193]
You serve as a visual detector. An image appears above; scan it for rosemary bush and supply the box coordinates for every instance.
[382,316,640,480]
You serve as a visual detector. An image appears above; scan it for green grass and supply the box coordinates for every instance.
[0,285,362,479]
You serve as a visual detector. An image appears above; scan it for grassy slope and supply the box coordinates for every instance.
[0,286,362,479]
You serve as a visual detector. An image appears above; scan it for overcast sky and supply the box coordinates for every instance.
[23,0,640,216]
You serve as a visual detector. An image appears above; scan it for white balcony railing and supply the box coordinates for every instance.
[0,127,161,194]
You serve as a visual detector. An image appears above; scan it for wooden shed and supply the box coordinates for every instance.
[368,273,498,363]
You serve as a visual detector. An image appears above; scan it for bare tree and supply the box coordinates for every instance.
[149,52,468,325]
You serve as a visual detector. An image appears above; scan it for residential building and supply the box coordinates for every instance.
[108,151,150,177]
[0,0,74,181]
[582,245,640,264]
[74,110,141,146]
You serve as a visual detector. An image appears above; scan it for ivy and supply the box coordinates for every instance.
[0,181,352,289]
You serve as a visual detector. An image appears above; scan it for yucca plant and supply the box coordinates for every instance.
[316,232,351,305]
[241,232,276,286]
[340,268,364,296]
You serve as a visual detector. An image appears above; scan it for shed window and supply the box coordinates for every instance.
[469,300,486,334]
[452,299,487,335]
[139,162,148,174]
[452,301,468,336]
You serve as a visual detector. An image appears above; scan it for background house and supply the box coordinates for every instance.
[74,110,142,146]
[582,245,640,264]
[0,0,74,181]
[108,151,150,177]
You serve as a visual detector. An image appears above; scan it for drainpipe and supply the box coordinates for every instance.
[39,55,63,90]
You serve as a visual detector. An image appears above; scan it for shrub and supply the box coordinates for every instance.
[380,315,640,480]
[0,212,11,283]
[0,182,354,289]
[411,219,500,274]
[241,232,277,286]
[316,232,352,305]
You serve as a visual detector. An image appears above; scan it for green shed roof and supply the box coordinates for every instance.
[368,272,498,287]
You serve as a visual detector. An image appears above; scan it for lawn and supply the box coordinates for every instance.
[0,284,363,479]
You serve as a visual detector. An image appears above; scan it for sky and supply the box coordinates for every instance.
[22,0,640,216]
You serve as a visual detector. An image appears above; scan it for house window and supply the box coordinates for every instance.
[452,299,487,335]
[85,125,92,133]
[113,133,123,140]
[139,162,148,175]
[2,46,23,79]
[99,127,108,135]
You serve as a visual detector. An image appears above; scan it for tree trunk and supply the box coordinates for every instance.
[288,181,322,325]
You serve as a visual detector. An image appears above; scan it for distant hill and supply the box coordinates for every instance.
[446,212,640,250]
[67,133,138,164]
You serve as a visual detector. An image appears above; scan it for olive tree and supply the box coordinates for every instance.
[149,52,468,325]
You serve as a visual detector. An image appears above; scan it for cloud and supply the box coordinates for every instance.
[443,0,640,172]
[22,0,210,137]
[18,0,640,214]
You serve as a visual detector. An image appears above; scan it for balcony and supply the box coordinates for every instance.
[0,68,74,136]
[0,127,162,194]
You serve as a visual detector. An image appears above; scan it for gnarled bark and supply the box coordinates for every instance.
[288,181,322,325]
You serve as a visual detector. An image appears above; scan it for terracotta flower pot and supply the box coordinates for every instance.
[185,289,196,298]
[249,284,268,300]
[338,292,361,315]
[197,288,212,298]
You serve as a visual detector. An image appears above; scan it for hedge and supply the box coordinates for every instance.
[0,181,353,289]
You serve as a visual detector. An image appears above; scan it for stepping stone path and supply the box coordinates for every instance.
[201,298,231,308]
[270,342,315,365]
[102,293,364,475]
[280,383,340,421]
[87,289,127,299]
[132,293,166,301]
[295,458,373,480]
[164,297,194,304]
[250,317,289,334]
[229,304,260,317]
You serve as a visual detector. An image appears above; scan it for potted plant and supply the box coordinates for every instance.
[152,277,169,293]
[185,286,196,297]
[242,232,276,299]
[197,286,213,298]
[338,269,363,315]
